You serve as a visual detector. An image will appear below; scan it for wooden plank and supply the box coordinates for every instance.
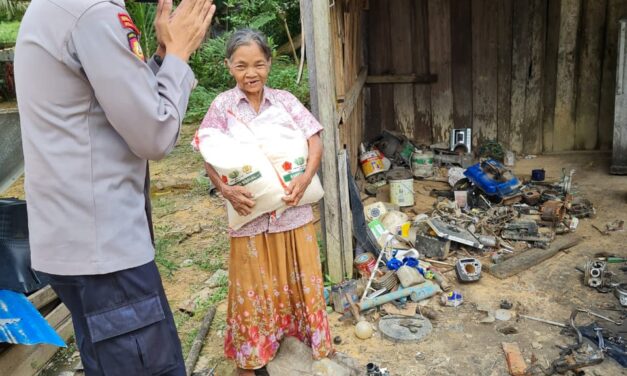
[510,0,531,154]
[522,0,547,154]
[366,0,393,140]
[0,304,72,376]
[575,0,607,150]
[390,0,416,140]
[307,0,344,282]
[4,319,73,376]
[365,74,437,84]
[27,285,57,310]
[412,0,433,144]
[542,0,562,152]
[339,66,368,124]
[487,236,582,279]
[471,0,498,146]
[598,0,627,150]
[553,0,582,151]
[428,0,454,144]
[497,0,513,149]
[450,0,473,129]
[337,150,353,279]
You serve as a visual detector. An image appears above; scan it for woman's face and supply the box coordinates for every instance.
[227,42,271,97]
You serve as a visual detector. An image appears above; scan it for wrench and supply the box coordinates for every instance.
[578,308,623,326]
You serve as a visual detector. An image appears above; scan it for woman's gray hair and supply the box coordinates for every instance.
[226,29,272,61]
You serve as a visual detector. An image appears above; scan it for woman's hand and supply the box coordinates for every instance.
[222,185,256,216]
[282,174,312,207]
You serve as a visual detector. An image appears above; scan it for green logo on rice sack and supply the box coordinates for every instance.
[228,165,262,186]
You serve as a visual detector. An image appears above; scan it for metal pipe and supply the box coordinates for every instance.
[359,282,440,311]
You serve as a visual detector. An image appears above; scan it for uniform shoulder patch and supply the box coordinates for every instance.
[127,31,145,62]
[118,13,140,35]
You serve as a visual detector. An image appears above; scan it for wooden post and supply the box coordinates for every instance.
[450,0,473,130]
[553,0,582,151]
[472,0,498,146]
[303,0,345,282]
[599,0,627,151]
[428,0,454,144]
[522,0,547,155]
[542,0,561,152]
[510,0,531,154]
[497,0,513,149]
[390,0,416,140]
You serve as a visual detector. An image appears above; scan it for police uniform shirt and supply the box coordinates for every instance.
[14,0,195,275]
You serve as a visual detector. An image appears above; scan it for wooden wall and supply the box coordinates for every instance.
[362,0,627,153]
[330,0,368,172]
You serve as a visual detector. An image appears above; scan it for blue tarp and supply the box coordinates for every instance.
[0,289,66,347]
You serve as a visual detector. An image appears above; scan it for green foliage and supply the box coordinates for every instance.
[125,1,158,57]
[0,0,27,22]
[125,0,309,125]
[0,21,19,44]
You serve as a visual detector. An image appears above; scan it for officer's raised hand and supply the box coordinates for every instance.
[156,0,216,62]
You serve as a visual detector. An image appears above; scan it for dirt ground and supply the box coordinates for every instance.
[5,123,627,375]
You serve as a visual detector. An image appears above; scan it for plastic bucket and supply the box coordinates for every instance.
[388,170,414,207]
[359,150,385,178]
[411,150,434,178]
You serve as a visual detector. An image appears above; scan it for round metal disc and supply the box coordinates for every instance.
[378,315,432,343]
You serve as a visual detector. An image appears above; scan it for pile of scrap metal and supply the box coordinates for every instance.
[426,159,594,264]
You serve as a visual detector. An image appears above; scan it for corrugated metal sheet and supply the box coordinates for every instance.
[0,289,65,346]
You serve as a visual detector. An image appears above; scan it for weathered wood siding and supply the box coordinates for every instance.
[360,0,624,153]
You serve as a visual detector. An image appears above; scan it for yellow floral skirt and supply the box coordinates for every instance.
[224,223,333,369]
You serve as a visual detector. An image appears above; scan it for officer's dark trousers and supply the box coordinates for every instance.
[39,261,186,376]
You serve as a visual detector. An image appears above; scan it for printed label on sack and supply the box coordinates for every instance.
[221,165,262,187]
[280,157,306,183]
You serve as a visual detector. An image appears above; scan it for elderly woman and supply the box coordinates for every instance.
[192,29,332,375]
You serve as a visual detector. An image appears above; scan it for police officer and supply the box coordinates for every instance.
[14,0,215,374]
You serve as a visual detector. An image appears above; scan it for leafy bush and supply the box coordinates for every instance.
[125,0,309,124]
[0,0,27,22]
[0,21,19,44]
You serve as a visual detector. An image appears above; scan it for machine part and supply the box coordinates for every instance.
[583,260,610,290]
[414,232,450,260]
[478,235,497,247]
[561,168,575,194]
[615,283,627,306]
[455,258,482,282]
[366,362,390,376]
[427,218,483,249]
[540,200,566,223]
[450,128,472,154]
[567,197,596,218]
[371,270,399,292]
[433,151,475,168]
[378,315,432,343]
[578,308,623,326]
[579,323,627,367]
[500,220,553,243]
[522,189,541,205]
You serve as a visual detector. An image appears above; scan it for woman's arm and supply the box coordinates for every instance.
[282,133,322,206]
[204,162,256,216]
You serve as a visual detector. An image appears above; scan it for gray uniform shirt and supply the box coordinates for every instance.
[14,0,195,275]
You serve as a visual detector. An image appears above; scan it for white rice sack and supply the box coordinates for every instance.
[197,127,287,230]
[239,110,324,206]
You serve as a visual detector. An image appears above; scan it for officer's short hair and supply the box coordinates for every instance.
[226,29,272,61]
